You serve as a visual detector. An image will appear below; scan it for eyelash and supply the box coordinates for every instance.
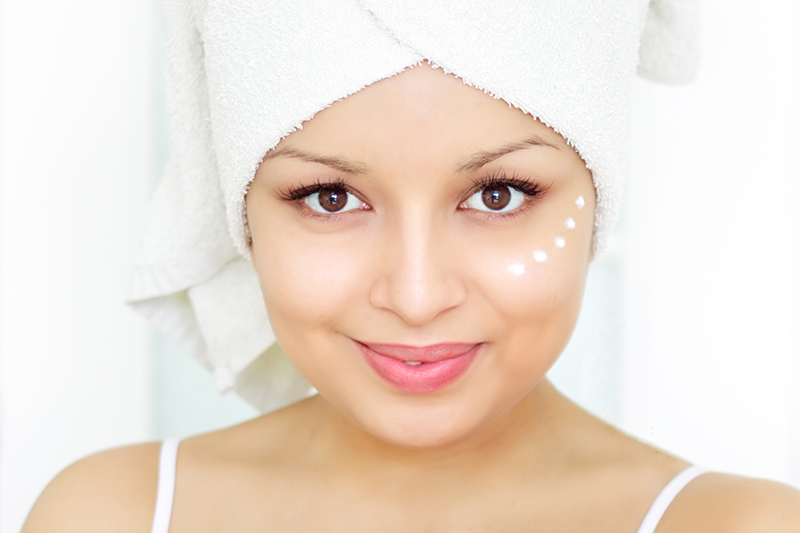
[276,177,355,203]
[276,171,546,219]
[274,178,363,221]
[463,170,545,219]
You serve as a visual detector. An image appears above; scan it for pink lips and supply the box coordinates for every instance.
[356,341,480,393]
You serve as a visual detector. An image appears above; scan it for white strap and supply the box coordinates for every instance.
[636,465,707,533]
[151,438,181,533]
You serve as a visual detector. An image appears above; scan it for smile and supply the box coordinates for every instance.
[355,341,481,393]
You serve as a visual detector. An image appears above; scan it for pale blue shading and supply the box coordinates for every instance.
[150,330,259,440]
[548,252,623,425]
[148,8,258,440]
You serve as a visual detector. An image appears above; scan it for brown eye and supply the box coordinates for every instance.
[464,184,526,213]
[481,186,511,210]
[304,185,363,214]
[318,186,347,212]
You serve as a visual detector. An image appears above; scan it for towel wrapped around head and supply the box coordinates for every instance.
[128,0,701,412]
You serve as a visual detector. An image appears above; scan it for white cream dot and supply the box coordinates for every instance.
[532,250,548,263]
[507,262,526,276]
[565,217,576,230]
[575,195,585,210]
[554,236,566,248]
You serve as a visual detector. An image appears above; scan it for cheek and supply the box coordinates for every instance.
[460,248,586,415]
[255,231,369,328]
[467,212,591,319]
[468,240,587,357]
[461,195,593,372]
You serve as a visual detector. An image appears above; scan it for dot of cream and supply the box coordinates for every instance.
[533,250,548,263]
[507,262,526,276]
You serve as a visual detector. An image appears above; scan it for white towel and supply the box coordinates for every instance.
[128,0,700,412]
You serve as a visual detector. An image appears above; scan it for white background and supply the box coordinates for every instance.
[1,1,798,531]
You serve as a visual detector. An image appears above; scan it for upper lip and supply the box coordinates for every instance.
[356,341,479,363]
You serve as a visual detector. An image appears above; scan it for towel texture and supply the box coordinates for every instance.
[129,0,701,412]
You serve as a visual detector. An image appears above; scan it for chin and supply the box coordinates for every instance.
[358,399,498,450]
[373,424,477,450]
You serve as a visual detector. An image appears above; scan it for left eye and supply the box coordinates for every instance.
[464,185,526,213]
[304,186,364,214]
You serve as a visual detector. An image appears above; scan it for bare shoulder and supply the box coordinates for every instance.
[658,472,800,532]
[22,442,161,533]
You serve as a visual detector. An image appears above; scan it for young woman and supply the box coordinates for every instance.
[22,1,800,531]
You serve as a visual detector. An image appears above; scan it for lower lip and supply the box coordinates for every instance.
[357,343,480,393]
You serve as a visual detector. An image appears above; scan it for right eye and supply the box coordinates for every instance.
[304,185,364,213]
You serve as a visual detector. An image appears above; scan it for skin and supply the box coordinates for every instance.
[23,63,800,532]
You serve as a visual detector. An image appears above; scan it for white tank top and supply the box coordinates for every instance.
[150,439,706,533]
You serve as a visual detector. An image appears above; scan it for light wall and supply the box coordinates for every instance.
[621,1,800,484]
[0,1,154,531]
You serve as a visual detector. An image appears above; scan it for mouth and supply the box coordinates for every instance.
[355,341,481,393]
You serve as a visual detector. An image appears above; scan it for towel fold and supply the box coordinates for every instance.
[129,0,700,412]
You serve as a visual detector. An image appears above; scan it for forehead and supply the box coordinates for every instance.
[273,63,574,163]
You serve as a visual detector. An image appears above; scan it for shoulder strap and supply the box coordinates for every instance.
[151,438,181,533]
[636,465,707,533]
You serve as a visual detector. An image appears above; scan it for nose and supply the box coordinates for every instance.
[369,215,467,327]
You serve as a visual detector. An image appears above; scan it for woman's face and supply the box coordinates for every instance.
[246,63,595,448]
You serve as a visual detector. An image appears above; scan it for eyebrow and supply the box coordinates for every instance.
[262,134,561,175]
[454,135,562,173]
[262,146,370,174]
